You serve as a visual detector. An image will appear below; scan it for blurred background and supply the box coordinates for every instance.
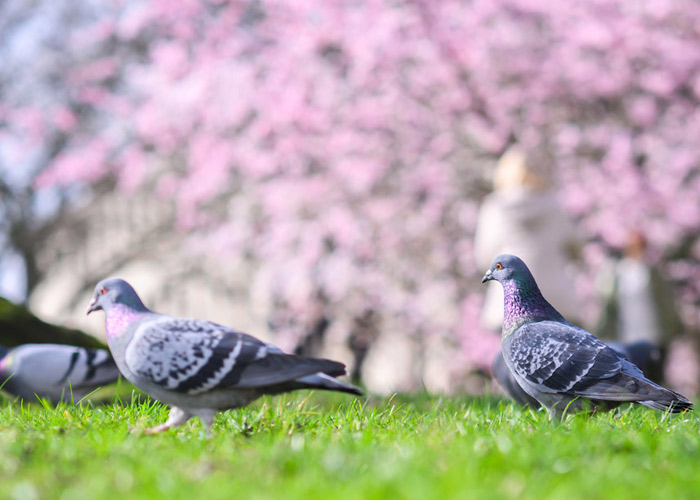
[1,0,699,397]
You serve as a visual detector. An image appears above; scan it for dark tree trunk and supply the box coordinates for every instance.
[348,310,378,385]
[0,297,105,349]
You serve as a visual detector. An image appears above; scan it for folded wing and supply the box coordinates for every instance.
[125,317,347,395]
[506,321,692,411]
[508,321,631,397]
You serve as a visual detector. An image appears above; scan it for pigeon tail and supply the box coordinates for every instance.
[636,382,693,413]
[639,397,693,413]
[295,372,364,396]
[573,370,693,413]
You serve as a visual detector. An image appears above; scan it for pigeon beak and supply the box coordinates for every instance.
[86,298,101,315]
[481,270,494,283]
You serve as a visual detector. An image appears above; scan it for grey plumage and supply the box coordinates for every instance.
[87,278,362,433]
[492,341,665,408]
[483,254,692,417]
[0,343,120,403]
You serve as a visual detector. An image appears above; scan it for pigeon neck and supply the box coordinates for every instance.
[501,278,563,337]
[105,303,144,340]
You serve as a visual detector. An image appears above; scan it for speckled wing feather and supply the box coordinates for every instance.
[505,321,625,395]
[124,317,346,395]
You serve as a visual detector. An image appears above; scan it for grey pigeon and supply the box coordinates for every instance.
[0,343,120,403]
[87,278,363,434]
[482,254,692,417]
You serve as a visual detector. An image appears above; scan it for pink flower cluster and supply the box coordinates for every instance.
[8,0,700,374]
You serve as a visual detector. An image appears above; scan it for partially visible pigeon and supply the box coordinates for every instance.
[482,254,692,417]
[606,341,665,384]
[87,278,363,434]
[491,350,540,407]
[492,341,665,409]
[0,343,120,403]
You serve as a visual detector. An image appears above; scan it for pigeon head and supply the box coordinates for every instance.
[481,254,532,284]
[481,254,565,335]
[87,278,149,315]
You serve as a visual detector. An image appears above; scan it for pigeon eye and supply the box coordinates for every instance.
[99,287,108,295]
[495,263,503,270]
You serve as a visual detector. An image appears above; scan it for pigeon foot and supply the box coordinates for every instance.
[140,406,191,434]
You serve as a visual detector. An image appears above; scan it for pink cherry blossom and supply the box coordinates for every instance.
[3,0,700,385]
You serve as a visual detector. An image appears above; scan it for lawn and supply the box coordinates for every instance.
[0,390,698,500]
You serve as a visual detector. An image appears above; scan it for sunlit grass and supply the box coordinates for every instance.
[0,391,697,500]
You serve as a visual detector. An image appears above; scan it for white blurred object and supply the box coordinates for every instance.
[0,343,120,403]
[475,147,582,331]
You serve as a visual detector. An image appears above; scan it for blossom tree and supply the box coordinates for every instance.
[5,0,700,384]
[0,0,111,300]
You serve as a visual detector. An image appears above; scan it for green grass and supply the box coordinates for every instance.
[0,391,698,500]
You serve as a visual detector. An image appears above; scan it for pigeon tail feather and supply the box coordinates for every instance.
[639,397,693,413]
[295,372,364,396]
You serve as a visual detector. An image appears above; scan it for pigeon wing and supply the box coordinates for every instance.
[124,317,345,395]
[55,347,121,389]
[505,321,623,395]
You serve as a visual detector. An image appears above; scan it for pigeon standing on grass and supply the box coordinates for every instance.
[482,254,692,418]
[0,343,120,403]
[87,278,363,434]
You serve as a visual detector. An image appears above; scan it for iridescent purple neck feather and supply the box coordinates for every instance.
[501,276,564,337]
[105,304,144,340]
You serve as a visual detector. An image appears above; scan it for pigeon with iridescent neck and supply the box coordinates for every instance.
[87,278,362,434]
[482,254,692,417]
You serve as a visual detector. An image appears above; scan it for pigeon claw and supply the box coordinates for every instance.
[143,424,171,435]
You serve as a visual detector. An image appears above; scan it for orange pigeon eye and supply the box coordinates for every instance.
[100,287,108,295]
[495,263,503,270]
